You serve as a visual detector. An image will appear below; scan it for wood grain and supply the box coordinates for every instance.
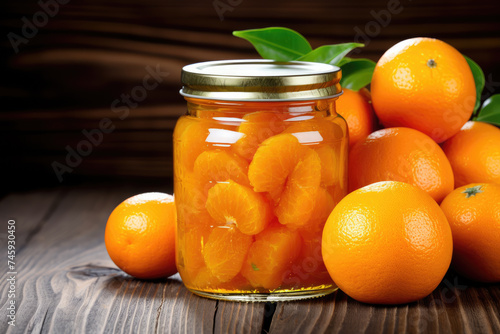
[0,184,499,333]
[213,300,266,334]
[1,0,500,188]
[268,275,500,334]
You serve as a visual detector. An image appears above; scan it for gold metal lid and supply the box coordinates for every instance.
[180,59,342,101]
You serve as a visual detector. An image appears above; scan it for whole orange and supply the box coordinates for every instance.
[440,183,500,282]
[322,181,453,304]
[371,37,476,143]
[336,88,376,148]
[442,121,500,188]
[349,127,454,203]
[105,192,177,279]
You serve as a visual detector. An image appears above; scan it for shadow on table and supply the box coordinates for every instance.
[69,263,185,295]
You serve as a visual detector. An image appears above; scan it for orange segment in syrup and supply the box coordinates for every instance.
[174,118,212,171]
[248,133,308,194]
[175,171,209,225]
[291,231,333,288]
[177,219,213,283]
[275,149,321,229]
[233,111,287,160]
[194,150,250,189]
[316,145,337,187]
[202,225,253,283]
[205,180,272,235]
[241,224,302,290]
[300,187,336,237]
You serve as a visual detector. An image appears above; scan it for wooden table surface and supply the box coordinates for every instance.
[1,183,500,333]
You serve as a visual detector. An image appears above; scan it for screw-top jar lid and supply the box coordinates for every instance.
[180,59,342,101]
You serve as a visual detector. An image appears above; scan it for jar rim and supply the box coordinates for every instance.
[180,59,342,101]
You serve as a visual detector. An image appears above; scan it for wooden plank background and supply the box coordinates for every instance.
[1,0,500,190]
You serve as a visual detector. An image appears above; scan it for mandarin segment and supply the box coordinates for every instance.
[286,231,332,289]
[203,226,253,282]
[316,145,337,187]
[175,171,215,283]
[194,149,250,189]
[275,149,321,229]
[241,224,302,290]
[300,187,336,237]
[206,181,272,235]
[327,184,347,207]
[174,171,209,226]
[216,273,252,292]
[219,273,252,291]
[190,267,222,289]
[174,118,212,170]
[191,269,251,292]
[233,111,287,160]
[248,133,308,194]
[300,234,329,275]
[176,214,214,283]
[175,180,212,278]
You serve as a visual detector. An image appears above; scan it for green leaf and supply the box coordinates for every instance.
[337,56,354,67]
[251,263,259,271]
[233,27,312,61]
[296,43,364,65]
[464,55,485,114]
[339,58,376,91]
[475,94,500,126]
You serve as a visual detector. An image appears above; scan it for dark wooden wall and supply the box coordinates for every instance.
[1,0,500,190]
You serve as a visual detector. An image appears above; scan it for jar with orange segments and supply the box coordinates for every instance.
[174,60,348,301]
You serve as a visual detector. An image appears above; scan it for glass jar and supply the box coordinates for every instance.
[174,60,348,302]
